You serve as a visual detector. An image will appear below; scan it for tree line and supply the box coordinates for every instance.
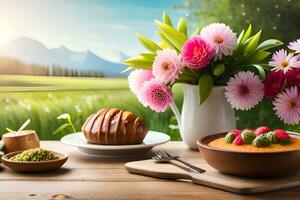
[0,56,104,77]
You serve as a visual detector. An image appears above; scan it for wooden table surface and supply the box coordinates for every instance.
[0,141,299,200]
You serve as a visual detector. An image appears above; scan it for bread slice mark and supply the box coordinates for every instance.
[109,110,123,144]
[95,108,109,144]
[136,119,148,144]
[82,114,96,143]
[132,117,139,144]
[119,111,131,145]
[124,113,136,144]
[101,108,119,144]
[106,108,120,145]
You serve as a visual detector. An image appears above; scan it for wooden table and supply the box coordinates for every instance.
[0,141,299,200]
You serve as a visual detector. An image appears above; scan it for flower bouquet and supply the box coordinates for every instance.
[122,11,298,148]
[264,40,300,124]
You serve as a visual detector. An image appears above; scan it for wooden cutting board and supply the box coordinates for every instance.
[125,159,300,194]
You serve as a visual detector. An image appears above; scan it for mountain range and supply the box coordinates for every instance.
[0,37,127,77]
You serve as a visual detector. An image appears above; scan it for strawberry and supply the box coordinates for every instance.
[254,126,271,136]
[244,128,254,131]
[274,129,291,141]
[233,134,244,145]
[228,129,241,136]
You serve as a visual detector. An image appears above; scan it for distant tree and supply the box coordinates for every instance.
[174,0,300,42]
[0,56,104,77]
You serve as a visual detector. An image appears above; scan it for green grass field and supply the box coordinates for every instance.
[0,75,182,140]
[1,75,300,141]
[0,75,129,92]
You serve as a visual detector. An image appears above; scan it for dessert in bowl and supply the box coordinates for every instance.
[197,126,300,178]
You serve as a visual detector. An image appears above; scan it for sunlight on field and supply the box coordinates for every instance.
[0,75,182,140]
[0,75,129,92]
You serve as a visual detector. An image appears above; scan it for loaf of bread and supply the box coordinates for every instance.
[82,108,148,145]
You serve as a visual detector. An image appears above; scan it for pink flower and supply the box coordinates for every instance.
[263,71,285,98]
[273,86,300,125]
[225,71,264,110]
[288,39,300,52]
[286,68,300,86]
[128,69,153,95]
[200,23,237,60]
[181,36,214,69]
[138,79,173,112]
[269,49,300,73]
[152,49,183,84]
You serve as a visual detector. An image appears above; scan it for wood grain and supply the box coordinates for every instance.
[126,159,300,194]
[0,141,300,200]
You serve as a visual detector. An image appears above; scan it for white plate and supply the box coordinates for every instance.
[61,131,170,158]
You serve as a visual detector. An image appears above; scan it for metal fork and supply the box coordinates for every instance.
[152,154,196,173]
[153,150,206,173]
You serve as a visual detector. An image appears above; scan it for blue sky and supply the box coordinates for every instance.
[0,0,185,62]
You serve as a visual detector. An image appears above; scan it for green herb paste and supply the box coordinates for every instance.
[10,148,59,162]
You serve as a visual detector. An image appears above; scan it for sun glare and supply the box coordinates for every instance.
[0,26,14,45]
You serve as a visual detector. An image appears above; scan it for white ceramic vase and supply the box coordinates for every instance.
[170,84,236,150]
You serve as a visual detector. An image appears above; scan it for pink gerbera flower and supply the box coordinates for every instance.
[225,71,264,110]
[273,86,300,125]
[200,23,237,60]
[181,36,214,69]
[269,49,300,73]
[138,79,173,112]
[288,39,300,53]
[152,49,183,84]
[128,69,153,95]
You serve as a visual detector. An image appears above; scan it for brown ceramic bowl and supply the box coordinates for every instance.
[2,130,40,153]
[1,150,68,173]
[197,132,300,178]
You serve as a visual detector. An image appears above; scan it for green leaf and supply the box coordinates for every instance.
[198,73,214,104]
[156,31,178,50]
[136,33,161,52]
[57,113,71,121]
[121,67,131,73]
[18,119,31,132]
[259,64,273,70]
[244,30,261,53]
[177,18,187,36]
[252,64,266,79]
[163,11,173,26]
[241,24,252,44]
[155,20,187,51]
[192,26,201,36]
[122,56,153,69]
[53,123,70,135]
[121,67,132,73]
[140,53,157,60]
[279,139,292,145]
[6,128,15,133]
[256,39,283,51]
[245,51,271,64]
[232,28,247,58]
[212,64,225,76]
[237,29,245,46]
